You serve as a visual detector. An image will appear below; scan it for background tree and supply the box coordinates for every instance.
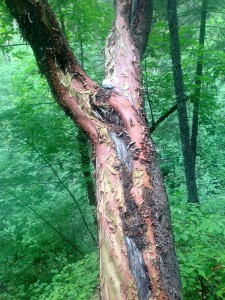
[167,0,199,204]
[190,0,207,171]
[166,0,208,204]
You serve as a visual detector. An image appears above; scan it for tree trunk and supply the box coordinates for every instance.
[6,0,182,299]
[167,0,199,204]
[190,0,208,169]
[58,2,66,36]
[77,129,97,207]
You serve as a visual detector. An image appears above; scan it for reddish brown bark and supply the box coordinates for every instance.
[6,0,182,299]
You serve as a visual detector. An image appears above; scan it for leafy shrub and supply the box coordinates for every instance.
[171,201,225,300]
[29,252,99,300]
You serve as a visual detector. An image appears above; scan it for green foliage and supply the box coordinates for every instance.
[171,200,225,299]
[0,50,97,299]
[29,252,99,300]
[49,0,113,83]
[0,1,112,297]
[146,3,225,298]
[0,3,14,47]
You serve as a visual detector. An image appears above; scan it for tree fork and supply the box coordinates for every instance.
[6,0,182,299]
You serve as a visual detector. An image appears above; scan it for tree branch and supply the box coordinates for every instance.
[150,103,178,133]
[130,0,154,59]
[149,96,190,133]
[0,43,27,48]
[28,141,97,245]
[114,0,154,59]
[5,0,99,143]
[8,192,85,255]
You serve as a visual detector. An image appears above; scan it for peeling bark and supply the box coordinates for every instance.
[5,0,182,299]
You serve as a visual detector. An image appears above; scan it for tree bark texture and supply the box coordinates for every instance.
[6,0,182,299]
[167,0,199,204]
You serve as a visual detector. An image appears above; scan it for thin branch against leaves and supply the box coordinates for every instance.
[0,43,28,48]
[6,192,85,255]
[27,140,97,245]
[1,128,97,245]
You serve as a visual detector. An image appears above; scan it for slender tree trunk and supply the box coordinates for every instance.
[79,35,84,69]
[6,0,182,298]
[191,0,208,169]
[77,129,97,207]
[144,57,155,129]
[58,2,66,35]
[167,0,199,204]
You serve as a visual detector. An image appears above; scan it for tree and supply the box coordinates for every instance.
[5,0,182,299]
[144,0,209,204]
[190,0,208,171]
[167,0,200,204]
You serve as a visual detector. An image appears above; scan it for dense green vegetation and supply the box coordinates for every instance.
[0,0,224,299]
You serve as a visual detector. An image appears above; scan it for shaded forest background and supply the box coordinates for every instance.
[0,0,225,299]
